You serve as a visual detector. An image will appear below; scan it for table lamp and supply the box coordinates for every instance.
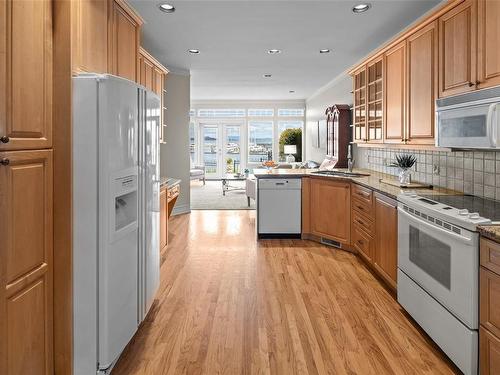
[284,145,297,163]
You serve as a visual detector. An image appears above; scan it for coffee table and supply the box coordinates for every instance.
[221,174,247,196]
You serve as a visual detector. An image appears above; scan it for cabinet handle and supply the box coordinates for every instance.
[0,136,9,143]
[357,205,364,211]
[468,82,475,87]
[1,158,10,166]
[356,219,365,226]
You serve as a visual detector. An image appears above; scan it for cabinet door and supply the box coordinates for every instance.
[109,0,140,82]
[407,21,438,145]
[0,149,53,375]
[374,193,398,290]
[384,41,406,144]
[160,188,167,251]
[310,179,351,244]
[153,68,164,96]
[480,327,500,375]
[438,0,477,97]
[0,0,52,151]
[352,67,367,143]
[140,56,154,91]
[73,0,108,74]
[478,0,500,89]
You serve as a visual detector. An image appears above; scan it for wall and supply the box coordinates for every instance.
[356,147,500,200]
[305,74,352,163]
[162,72,191,215]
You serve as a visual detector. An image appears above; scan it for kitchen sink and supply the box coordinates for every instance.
[311,170,370,178]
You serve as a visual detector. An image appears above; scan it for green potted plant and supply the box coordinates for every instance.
[390,154,417,185]
[226,157,233,173]
[279,128,302,162]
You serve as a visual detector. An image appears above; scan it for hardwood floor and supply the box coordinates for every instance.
[113,210,458,375]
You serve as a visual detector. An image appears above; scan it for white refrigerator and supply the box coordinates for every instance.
[72,74,161,374]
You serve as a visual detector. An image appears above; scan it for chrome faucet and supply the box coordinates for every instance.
[347,144,354,172]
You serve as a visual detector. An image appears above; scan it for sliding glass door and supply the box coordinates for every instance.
[202,125,220,178]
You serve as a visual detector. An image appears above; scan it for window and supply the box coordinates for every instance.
[278,120,303,134]
[247,109,274,117]
[197,109,246,118]
[248,121,273,163]
[278,108,305,117]
[189,122,197,164]
[189,109,196,117]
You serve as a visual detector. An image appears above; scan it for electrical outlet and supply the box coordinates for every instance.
[433,164,440,175]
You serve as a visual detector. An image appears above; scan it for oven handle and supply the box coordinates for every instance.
[398,207,474,245]
[487,103,498,147]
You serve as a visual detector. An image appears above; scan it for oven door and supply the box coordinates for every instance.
[436,102,499,148]
[398,207,478,329]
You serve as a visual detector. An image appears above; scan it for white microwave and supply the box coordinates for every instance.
[436,86,500,149]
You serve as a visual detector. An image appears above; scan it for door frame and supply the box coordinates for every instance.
[197,119,246,179]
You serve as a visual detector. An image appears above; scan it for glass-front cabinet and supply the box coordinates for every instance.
[353,67,366,142]
[352,58,384,143]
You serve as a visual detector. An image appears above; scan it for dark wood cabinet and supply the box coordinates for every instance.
[325,104,351,168]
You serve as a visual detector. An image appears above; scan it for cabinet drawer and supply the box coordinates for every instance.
[480,326,500,375]
[352,196,374,218]
[352,209,374,236]
[481,267,500,338]
[352,224,373,262]
[481,238,500,275]
[352,183,373,205]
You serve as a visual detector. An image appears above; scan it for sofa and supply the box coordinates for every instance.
[190,164,206,185]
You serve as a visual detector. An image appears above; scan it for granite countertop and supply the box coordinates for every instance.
[253,168,459,200]
[160,177,181,189]
[478,226,500,243]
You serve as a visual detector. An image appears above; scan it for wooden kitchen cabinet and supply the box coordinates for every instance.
[72,0,109,74]
[139,47,168,143]
[438,0,477,97]
[0,0,52,151]
[352,67,367,143]
[477,0,500,89]
[384,41,406,144]
[310,178,351,244]
[366,58,384,142]
[373,193,398,290]
[160,187,168,252]
[0,149,53,375]
[407,21,438,145]
[108,0,143,82]
[480,237,500,374]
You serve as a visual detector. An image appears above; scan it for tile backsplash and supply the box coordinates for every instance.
[355,147,500,200]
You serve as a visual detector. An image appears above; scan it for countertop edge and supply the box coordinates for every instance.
[478,226,500,244]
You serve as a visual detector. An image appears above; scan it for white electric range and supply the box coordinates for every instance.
[397,192,500,375]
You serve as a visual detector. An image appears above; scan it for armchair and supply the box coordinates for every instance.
[190,164,206,185]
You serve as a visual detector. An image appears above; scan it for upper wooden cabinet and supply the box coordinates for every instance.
[438,0,477,97]
[139,47,169,143]
[72,0,109,74]
[108,0,143,82]
[0,149,54,375]
[407,21,438,145]
[477,0,500,89]
[353,67,367,143]
[384,41,406,144]
[366,58,384,143]
[309,178,351,244]
[0,0,52,151]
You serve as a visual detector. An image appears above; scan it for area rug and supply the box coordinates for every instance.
[190,180,256,210]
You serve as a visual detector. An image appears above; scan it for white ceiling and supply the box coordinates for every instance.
[131,0,441,101]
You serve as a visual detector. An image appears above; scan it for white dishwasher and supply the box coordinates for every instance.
[257,178,302,238]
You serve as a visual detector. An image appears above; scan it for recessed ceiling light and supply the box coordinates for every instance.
[267,49,282,55]
[319,49,331,54]
[159,3,175,13]
[188,49,200,54]
[352,3,371,13]
[289,90,295,93]
[263,74,272,78]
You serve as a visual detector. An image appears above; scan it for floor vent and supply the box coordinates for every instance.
[320,238,341,248]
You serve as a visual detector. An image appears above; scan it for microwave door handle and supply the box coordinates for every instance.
[398,207,474,245]
[487,103,498,147]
